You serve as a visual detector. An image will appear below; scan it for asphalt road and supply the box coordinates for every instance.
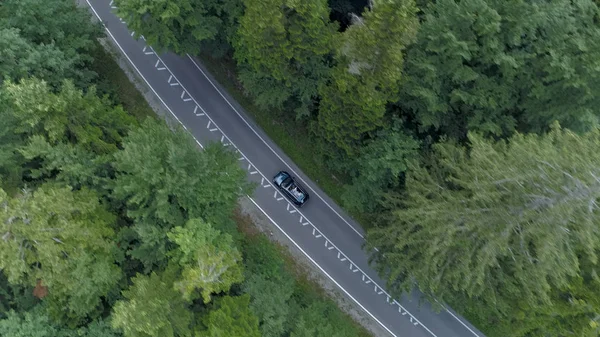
[84,1,486,336]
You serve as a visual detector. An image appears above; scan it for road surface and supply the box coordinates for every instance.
[84,1,486,336]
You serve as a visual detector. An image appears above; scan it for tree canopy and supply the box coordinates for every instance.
[168,219,243,303]
[111,271,192,337]
[317,0,419,155]
[233,0,337,117]
[197,295,260,337]
[368,125,600,336]
[0,0,102,87]
[400,0,600,138]
[112,118,247,269]
[114,0,242,55]
[0,185,121,325]
[0,2,369,337]
[7,0,600,335]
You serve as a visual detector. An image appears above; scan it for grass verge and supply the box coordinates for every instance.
[234,209,373,337]
[91,42,156,122]
[199,54,350,211]
[92,42,372,336]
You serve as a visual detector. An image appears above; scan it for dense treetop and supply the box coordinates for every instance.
[0,2,372,337]
[368,125,600,335]
[1,0,599,335]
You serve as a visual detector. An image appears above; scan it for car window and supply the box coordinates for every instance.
[289,186,305,201]
[285,182,305,201]
[274,172,288,185]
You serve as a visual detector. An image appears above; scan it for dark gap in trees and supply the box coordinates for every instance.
[328,0,369,31]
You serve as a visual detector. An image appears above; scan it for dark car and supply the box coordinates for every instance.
[273,171,309,207]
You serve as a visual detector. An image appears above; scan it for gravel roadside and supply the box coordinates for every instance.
[96,33,388,337]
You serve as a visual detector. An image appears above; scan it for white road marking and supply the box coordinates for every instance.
[122,43,436,335]
[83,0,200,151]
[84,2,481,336]
[186,55,365,239]
[246,196,399,337]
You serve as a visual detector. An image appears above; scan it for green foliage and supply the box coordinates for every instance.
[317,0,419,155]
[240,235,295,336]
[111,271,192,337]
[233,0,337,117]
[400,0,600,138]
[0,309,121,337]
[113,118,248,269]
[0,0,102,88]
[0,272,37,317]
[0,28,71,87]
[289,300,359,337]
[241,235,289,280]
[0,0,372,336]
[197,295,260,337]
[368,125,600,336]
[0,184,121,325]
[114,0,242,56]
[0,78,135,191]
[0,308,60,337]
[342,122,419,213]
[243,274,294,337]
[1,79,134,153]
[167,219,243,303]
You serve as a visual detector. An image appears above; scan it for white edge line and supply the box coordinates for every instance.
[437,300,482,337]
[87,3,477,336]
[85,0,203,150]
[147,49,435,335]
[246,196,398,337]
[184,46,480,337]
[185,54,365,239]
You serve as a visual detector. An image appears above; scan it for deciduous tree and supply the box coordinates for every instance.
[114,0,242,55]
[317,0,419,155]
[0,0,102,87]
[0,185,121,325]
[0,78,135,191]
[111,271,192,337]
[197,295,260,337]
[243,274,294,337]
[113,118,248,269]
[233,0,337,117]
[368,124,600,336]
[342,122,419,213]
[0,309,59,337]
[400,0,600,139]
[0,309,120,337]
[0,29,71,87]
[167,219,243,303]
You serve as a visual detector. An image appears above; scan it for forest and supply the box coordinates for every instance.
[112,0,600,336]
[0,1,371,337]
